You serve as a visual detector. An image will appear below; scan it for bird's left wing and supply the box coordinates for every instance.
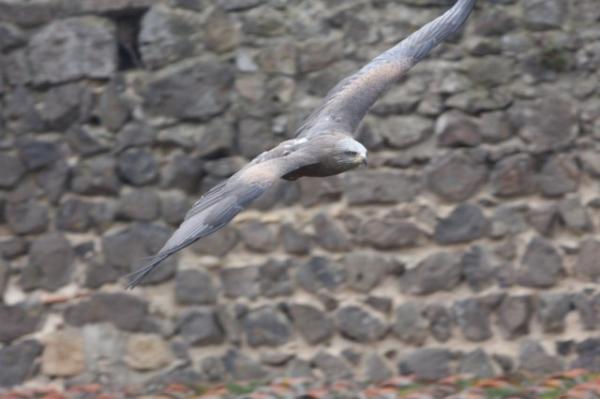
[296,0,476,138]
[126,151,315,288]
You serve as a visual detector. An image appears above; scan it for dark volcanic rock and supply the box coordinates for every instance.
[56,198,92,232]
[0,340,42,388]
[399,348,453,381]
[312,213,351,252]
[454,299,492,342]
[462,246,495,292]
[344,170,421,206]
[5,200,49,235]
[498,295,533,339]
[427,152,487,202]
[537,293,571,333]
[118,189,160,221]
[142,57,234,121]
[0,153,25,189]
[29,17,117,84]
[178,310,224,346]
[345,252,400,293]
[523,0,567,30]
[538,155,580,197]
[175,269,217,305]
[18,140,61,171]
[401,252,462,295]
[0,305,42,344]
[490,154,537,198]
[359,218,422,250]
[259,259,293,298]
[65,293,150,332]
[575,239,600,282]
[191,227,238,257]
[336,305,387,343]
[297,256,346,294]
[71,155,121,196]
[220,266,259,299]
[558,196,594,233]
[312,351,353,380]
[288,303,334,344]
[238,220,279,253]
[425,305,454,343]
[243,306,291,347]
[392,302,428,346]
[434,203,489,244]
[223,349,268,380]
[21,233,74,292]
[281,224,311,255]
[117,147,158,186]
[518,237,563,288]
[518,340,563,374]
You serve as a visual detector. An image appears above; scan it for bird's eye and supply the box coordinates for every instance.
[344,150,357,156]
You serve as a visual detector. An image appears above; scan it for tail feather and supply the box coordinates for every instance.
[126,252,172,289]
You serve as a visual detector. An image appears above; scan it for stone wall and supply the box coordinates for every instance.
[1,0,600,390]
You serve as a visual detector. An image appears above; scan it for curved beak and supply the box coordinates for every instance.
[360,156,368,167]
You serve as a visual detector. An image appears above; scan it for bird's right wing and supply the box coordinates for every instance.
[296,0,476,138]
[126,151,316,288]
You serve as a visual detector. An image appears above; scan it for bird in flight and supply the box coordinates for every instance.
[127,0,477,288]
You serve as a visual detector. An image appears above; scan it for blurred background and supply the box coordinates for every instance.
[1,0,600,391]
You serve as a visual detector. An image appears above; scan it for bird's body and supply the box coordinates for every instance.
[127,0,476,288]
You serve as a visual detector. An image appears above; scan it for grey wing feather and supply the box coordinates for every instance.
[296,0,476,138]
[126,152,314,289]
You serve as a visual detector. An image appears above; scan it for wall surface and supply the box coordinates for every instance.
[1,0,600,390]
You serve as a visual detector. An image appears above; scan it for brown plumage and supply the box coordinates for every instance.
[126,0,476,288]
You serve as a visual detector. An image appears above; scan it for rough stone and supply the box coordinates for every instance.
[427,152,488,202]
[454,299,492,342]
[336,305,387,343]
[118,189,160,221]
[142,57,234,121]
[5,200,49,235]
[479,111,513,143]
[462,246,495,292]
[312,213,351,252]
[345,252,399,293]
[175,269,217,305]
[0,305,42,344]
[399,348,452,381]
[527,204,558,236]
[96,80,130,132]
[288,303,334,345]
[0,153,25,189]
[22,233,74,291]
[139,5,202,69]
[191,227,238,257]
[65,293,150,332]
[312,351,353,380]
[572,339,600,372]
[344,170,421,205]
[575,239,600,282]
[220,266,259,299]
[0,22,25,51]
[29,17,117,84]
[71,155,120,196]
[392,302,428,346]
[459,349,499,378]
[56,198,92,232]
[66,125,112,157]
[0,237,27,260]
[518,237,563,288]
[498,295,533,339]
[281,224,311,255]
[491,154,537,197]
[39,83,93,131]
[401,252,462,295]
[243,306,291,347]
[363,352,393,383]
[238,220,279,253]
[259,258,293,298]
[490,205,528,239]
[102,223,176,283]
[297,256,346,294]
[523,0,566,30]
[434,203,489,244]
[382,115,433,149]
[178,310,224,346]
[538,155,580,197]
[425,304,454,343]
[519,340,563,374]
[41,331,85,377]
[117,147,158,186]
[436,111,481,147]
[160,192,190,226]
[537,293,571,334]
[558,196,594,233]
[223,349,268,381]
[512,96,578,152]
[124,333,172,371]
[0,340,42,388]
[359,218,422,250]
[18,140,61,171]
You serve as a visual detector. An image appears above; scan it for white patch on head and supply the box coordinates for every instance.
[338,137,367,157]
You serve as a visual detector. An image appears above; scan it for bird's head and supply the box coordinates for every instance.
[334,137,368,169]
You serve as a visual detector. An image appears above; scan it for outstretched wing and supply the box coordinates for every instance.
[296,0,476,138]
[126,152,314,288]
